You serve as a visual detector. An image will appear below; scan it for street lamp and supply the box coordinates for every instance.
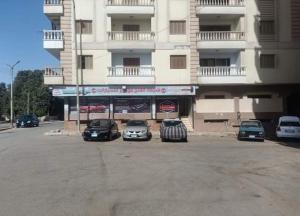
[6,60,21,128]
[72,0,80,133]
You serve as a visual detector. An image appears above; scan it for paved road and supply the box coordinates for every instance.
[0,122,300,216]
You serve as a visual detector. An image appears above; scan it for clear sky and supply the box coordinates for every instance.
[0,0,58,84]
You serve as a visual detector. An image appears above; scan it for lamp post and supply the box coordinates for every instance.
[6,60,21,128]
[72,0,80,133]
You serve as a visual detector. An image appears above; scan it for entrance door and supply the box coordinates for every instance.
[179,97,191,117]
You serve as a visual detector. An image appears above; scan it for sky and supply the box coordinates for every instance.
[0,0,58,84]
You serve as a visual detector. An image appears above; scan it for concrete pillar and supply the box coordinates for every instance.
[151,97,156,119]
[110,97,114,119]
[64,97,69,121]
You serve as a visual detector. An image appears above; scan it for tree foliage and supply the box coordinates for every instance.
[13,70,51,117]
[0,83,9,118]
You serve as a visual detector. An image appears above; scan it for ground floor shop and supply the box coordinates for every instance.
[52,85,196,131]
[52,84,299,132]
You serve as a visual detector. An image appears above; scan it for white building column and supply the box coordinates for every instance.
[64,97,69,121]
[151,97,156,119]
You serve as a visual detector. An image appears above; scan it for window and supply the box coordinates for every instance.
[260,20,275,35]
[78,55,93,69]
[200,58,230,67]
[260,54,276,68]
[204,95,226,99]
[170,21,186,35]
[170,55,186,69]
[247,95,272,99]
[76,20,92,34]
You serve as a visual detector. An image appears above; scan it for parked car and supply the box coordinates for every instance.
[276,116,300,139]
[123,120,151,141]
[16,114,39,128]
[82,119,119,141]
[238,120,265,141]
[160,119,187,142]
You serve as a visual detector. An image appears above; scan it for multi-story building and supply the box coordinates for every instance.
[43,0,300,132]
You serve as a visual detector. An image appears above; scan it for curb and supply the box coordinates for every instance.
[0,127,11,132]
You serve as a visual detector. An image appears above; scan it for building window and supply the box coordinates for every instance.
[78,55,93,69]
[204,95,226,99]
[170,21,186,35]
[200,58,230,67]
[260,54,276,68]
[247,95,272,99]
[259,20,275,35]
[170,55,187,69]
[76,20,93,34]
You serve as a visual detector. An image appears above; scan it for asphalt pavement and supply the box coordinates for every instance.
[0,122,300,216]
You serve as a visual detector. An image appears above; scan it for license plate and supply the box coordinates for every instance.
[285,130,295,133]
[91,133,98,137]
[131,134,137,138]
[249,135,256,138]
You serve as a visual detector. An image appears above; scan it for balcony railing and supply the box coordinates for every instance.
[197,31,245,41]
[108,66,155,77]
[43,30,64,41]
[198,66,246,77]
[197,0,245,6]
[44,67,63,77]
[107,0,154,6]
[44,0,62,5]
[108,31,155,41]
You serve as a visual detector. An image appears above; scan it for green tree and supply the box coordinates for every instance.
[13,70,51,117]
[0,83,9,118]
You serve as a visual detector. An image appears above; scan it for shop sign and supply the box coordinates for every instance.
[157,99,178,113]
[53,86,196,97]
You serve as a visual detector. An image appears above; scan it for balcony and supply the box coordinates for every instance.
[44,68,64,85]
[43,0,63,16]
[197,66,246,84]
[107,66,155,84]
[43,30,64,49]
[197,31,245,49]
[107,31,155,50]
[196,0,245,16]
[106,0,155,15]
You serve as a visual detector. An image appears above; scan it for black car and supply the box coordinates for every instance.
[82,119,119,141]
[16,114,39,128]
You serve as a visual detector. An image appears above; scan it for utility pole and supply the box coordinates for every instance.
[6,60,21,128]
[72,0,81,133]
[27,92,30,114]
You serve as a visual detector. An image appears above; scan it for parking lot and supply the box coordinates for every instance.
[0,122,300,216]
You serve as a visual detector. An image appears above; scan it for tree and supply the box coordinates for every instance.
[13,70,51,117]
[0,83,9,118]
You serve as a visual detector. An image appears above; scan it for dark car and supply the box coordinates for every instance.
[238,120,265,141]
[16,114,39,128]
[160,119,187,142]
[82,119,119,141]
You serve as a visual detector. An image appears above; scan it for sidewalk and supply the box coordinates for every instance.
[0,122,11,131]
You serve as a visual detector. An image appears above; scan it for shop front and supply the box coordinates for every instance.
[52,85,197,129]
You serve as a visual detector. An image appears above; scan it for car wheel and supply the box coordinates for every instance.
[108,133,113,141]
[182,137,188,142]
[83,137,89,142]
[161,138,166,142]
[123,138,127,141]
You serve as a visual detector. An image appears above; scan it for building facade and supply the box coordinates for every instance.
[43,0,300,132]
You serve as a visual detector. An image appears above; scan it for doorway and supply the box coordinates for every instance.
[178,97,191,117]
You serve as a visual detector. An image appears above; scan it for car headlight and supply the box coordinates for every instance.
[27,121,31,123]
[259,132,264,135]
[241,131,246,134]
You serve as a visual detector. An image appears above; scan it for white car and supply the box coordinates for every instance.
[276,116,300,139]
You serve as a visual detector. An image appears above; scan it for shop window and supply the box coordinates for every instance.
[69,97,109,113]
[114,98,150,113]
[156,99,178,113]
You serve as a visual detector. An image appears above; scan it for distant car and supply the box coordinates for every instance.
[123,120,151,141]
[160,119,187,142]
[238,120,265,141]
[82,119,119,141]
[276,116,300,139]
[16,114,39,128]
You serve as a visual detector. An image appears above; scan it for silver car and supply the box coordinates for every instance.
[123,120,151,141]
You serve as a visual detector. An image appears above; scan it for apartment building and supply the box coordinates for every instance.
[43,0,300,132]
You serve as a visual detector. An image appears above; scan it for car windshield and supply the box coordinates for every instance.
[89,120,110,128]
[241,121,262,128]
[280,121,300,127]
[127,121,146,127]
[19,115,32,120]
[164,120,182,127]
